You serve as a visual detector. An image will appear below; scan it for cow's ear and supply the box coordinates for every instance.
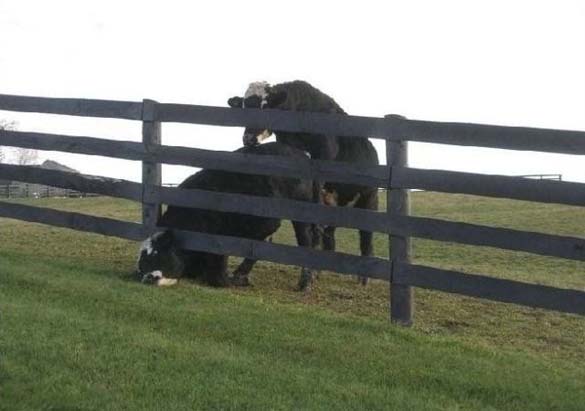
[266,90,287,108]
[228,96,244,108]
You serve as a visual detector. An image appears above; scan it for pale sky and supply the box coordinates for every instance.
[0,0,584,184]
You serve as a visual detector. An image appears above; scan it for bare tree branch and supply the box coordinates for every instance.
[12,147,39,165]
[0,120,17,164]
[0,120,39,165]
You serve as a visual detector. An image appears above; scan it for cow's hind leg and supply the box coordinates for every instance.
[201,254,230,287]
[230,218,280,286]
[231,258,257,286]
[323,226,336,252]
[292,221,315,291]
[356,190,378,286]
[311,180,324,249]
[358,230,374,285]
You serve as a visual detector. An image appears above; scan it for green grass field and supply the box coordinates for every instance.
[1,193,584,410]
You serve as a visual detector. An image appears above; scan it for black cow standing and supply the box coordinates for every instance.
[228,80,379,284]
[137,142,316,290]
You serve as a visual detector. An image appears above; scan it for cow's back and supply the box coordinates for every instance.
[158,142,313,237]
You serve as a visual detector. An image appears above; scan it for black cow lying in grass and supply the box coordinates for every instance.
[228,80,379,285]
[136,142,317,290]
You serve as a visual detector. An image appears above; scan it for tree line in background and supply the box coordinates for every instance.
[0,120,38,165]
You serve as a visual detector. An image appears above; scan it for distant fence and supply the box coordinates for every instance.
[0,93,584,325]
[389,174,564,193]
[518,174,563,181]
[0,182,98,198]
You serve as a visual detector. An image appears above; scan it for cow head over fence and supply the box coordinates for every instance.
[227,81,288,146]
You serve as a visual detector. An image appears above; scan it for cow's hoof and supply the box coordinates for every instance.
[357,276,369,286]
[209,277,230,287]
[297,268,314,292]
[297,281,312,293]
[231,275,251,287]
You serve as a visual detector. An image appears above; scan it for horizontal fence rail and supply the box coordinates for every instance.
[3,164,585,264]
[0,200,390,280]
[0,201,145,241]
[0,164,142,201]
[156,104,585,154]
[393,215,585,262]
[400,119,585,155]
[393,262,585,316]
[0,129,388,188]
[173,229,390,280]
[0,94,143,120]
[155,103,387,140]
[392,168,585,207]
[2,94,585,153]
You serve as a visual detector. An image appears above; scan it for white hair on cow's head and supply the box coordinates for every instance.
[244,81,270,99]
[139,237,154,256]
[137,237,153,273]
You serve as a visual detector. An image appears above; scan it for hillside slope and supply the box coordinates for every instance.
[1,193,584,409]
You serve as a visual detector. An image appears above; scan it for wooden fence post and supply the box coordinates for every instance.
[141,99,162,236]
[386,114,413,326]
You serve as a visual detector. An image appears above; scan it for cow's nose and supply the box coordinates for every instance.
[243,133,259,146]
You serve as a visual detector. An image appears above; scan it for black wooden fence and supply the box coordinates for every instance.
[1,93,584,325]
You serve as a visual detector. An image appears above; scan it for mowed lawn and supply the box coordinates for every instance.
[1,193,584,410]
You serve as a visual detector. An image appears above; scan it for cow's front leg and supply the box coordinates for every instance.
[356,190,378,286]
[231,258,257,286]
[292,221,315,291]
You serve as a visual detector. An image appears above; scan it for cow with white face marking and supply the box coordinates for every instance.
[228,80,379,285]
[136,142,317,290]
[227,81,340,158]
